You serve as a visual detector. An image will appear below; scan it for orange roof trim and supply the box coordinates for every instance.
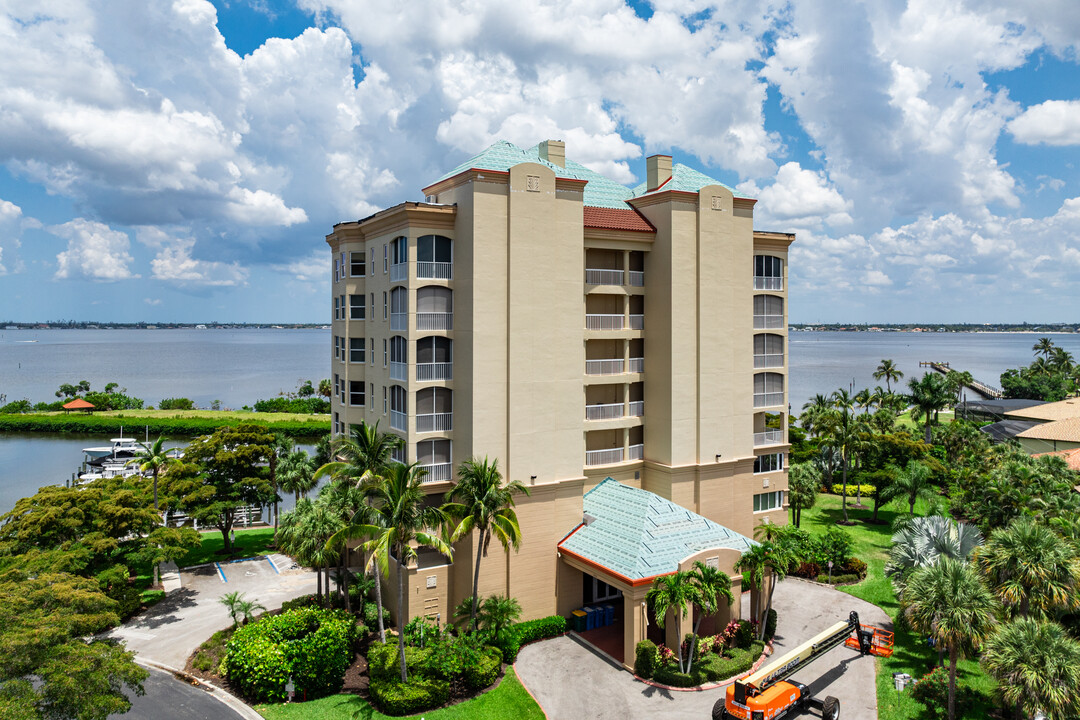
[583,206,655,233]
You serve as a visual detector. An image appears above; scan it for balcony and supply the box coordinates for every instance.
[416,362,452,381]
[629,443,644,460]
[628,271,644,287]
[390,410,407,431]
[389,361,407,381]
[586,358,624,375]
[754,392,785,408]
[421,462,453,483]
[417,312,453,331]
[390,262,407,282]
[629,314,644,330]
[586,314,624,331]
[754,276,783,291]
[585,447,624,466]
[390,313,408,331]
[585,402,624,421]
[629,357,644,373]
[754,313,784,329]
[754,429,785,447]
[416,412,452,433]
[585,268,624,285]
[417,261,453,280]
[754,353,784,369]
[629,401,644,417]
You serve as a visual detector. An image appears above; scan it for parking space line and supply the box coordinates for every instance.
[215,562,227,583]
[266,556,280,574]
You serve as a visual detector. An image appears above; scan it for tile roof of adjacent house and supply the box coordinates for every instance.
[582,206,655,233]
[1016,417,1080,443]
[1033,448,1080,472]
[1004,397,1080,422]
[558,478,755,584]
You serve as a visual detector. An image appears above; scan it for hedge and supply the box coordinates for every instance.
[634,640,658,679]
[367,641,432,682]
[648,640,765,687]
[0,413,329,438]
[494,614,567,662]
[830,483,877,496]
[368,676,450,717]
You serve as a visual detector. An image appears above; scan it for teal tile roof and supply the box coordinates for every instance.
[631,163,749,199]
[558,478,755,581]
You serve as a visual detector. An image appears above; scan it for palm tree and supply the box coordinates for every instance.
[826,389,858,523]
[873,359,904,394]
[814,446,840,490]
[735,541,796,641]
[800,394,832,438]
[685,561,734,673]
[268,434,292,544]
[476,595,522,641]
[982,617,1080,720]
[886,516,983,593]
[646,571,700,673]
[219,590,263,628]
[443,457,529,632]
[973,517,1080,620]
[331,462,452,682]
[880,460,936,516]
[854,387,873,414]
[278,448,317,502]
[907,372,952,444]
[1033,337,1055,359]
[1051,347,1075,372]
[786,463,820,528]
[126,436,177,512]
[904,557,997,720]
[236,597,266,625]
[944,370,973,402]
[278,496,343,603]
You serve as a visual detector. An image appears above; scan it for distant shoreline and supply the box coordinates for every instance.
[791,327,1078,334]
[1,323,328,330]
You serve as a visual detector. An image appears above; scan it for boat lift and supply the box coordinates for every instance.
[713,611,893,720]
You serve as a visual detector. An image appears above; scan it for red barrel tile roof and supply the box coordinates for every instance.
[583,206,654,233]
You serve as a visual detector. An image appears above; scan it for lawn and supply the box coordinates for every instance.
[177,526,278,568]
[92,408,330,423]
[797,494,997,720]
[254,667,544,720]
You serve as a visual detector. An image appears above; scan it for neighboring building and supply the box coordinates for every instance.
[1005,398,1080,453]
[325,139,794,667]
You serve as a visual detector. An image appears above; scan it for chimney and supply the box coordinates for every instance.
[646,154,672,191]
[539,139,565,168]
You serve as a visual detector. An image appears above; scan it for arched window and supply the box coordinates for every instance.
[389,385,407,430]
[753,334,784,368]
[417,439,452,482]
[753,372,784,408]
[416,235,453,279]
[753,255,783,290]
[416,336,452,381]
[389,336,408,381]
[389,236,408,281]
[416,387,452,432]
[389,287,408,330]
[753,295,784,329]
[416,286,453,330]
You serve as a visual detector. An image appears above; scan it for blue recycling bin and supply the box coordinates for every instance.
[585,606,599,630]
[604,604,615,625]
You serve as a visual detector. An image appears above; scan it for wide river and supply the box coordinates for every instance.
[2,328,1079,514]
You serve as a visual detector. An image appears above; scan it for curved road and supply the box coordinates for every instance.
[110,666,242,720]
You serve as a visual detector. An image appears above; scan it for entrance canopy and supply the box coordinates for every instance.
[558,478,755,586]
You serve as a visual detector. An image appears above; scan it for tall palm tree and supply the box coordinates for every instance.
[945,370,973,402]
[646,571,700,673]
[735,541,796,641]
[278,448,317,502]
[973,517,1080,620]
[331,462,452,682]
[685,561,734,673]
[826,389,858,523]
[800,394,832,438]
[443,457,529,632]
[904,557,997,720]
[268,434,292,544]
[1051,347,1075,372]
[982,617,1080,720]
[881,460,936,516]
[907,372,952,444]
[873,359,904,394]
[854,387,873,414]
[278,496,343,603]
[126,436,177,512]
[1033,337,1055,359]
[786,463,820,528]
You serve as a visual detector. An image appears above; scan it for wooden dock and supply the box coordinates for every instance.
[919,361,1003,399]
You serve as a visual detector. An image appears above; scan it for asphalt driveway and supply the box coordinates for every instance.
[109,665,244,720]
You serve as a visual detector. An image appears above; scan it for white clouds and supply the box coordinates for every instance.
[137,227,248,286]
[51,219,137,281]
[0,198,23,275]
[748,162,852,229]
[1009,100,1080,146]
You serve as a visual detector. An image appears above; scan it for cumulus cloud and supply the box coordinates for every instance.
[137,227,248,287]
[0,198,24,275]
[747,162,852,229]
[1009,100,1080,146]
[51,219,137,281]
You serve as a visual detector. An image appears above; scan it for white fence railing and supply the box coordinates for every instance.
[416,412,452,433]
[416,312,453,331]
[390,410,407,431]
[586,402,624,421]
[629,401,644,416]
[629,443,644,460]
[753,429,784,447]
[389,263,407,282]
[754,392,785,408]
[754,354,784,369]
[754,276,783,291]
[586,314,624,331]
[389,361,408,381]
[628,271,644,287]
[629,357,644,373]
[416,362,453,381]
[629,314,644,330]
[417,262,453,280]
[585,268,624,285]
[421,463,453,483]
[754,314,784,329]
[585,448,624,466]
[586,358,624,375]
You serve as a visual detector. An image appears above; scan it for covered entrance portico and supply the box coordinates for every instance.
[557,478,755,670]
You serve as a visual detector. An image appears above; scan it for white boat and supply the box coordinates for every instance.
[82,437,143,462]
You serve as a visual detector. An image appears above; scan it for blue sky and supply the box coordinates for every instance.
[1,0,1079,323]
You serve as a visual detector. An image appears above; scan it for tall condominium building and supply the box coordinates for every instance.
[326,140,794,667]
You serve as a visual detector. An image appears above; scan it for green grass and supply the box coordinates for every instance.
[254,667,544,720]
[797,495,996,720]
[177,527,278,568]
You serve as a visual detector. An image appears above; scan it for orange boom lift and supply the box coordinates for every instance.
[713,611,893,720]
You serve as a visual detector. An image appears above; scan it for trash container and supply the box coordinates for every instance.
[585,606,598,630]
[604,604,615,625]
[572,610,587,632]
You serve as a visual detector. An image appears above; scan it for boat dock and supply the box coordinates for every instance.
[919,361,1003,399]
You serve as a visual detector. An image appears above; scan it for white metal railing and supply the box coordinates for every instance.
[629,443,644,460]
[416,412,452,433]
[421,462,453,482]
[416,362,453,381]
[586,448,624,466]
[417,262,453,280]
[389,361,407,381]
[754,354,784,369]
[585,268,624,285]
[390,263,407,282]
[586,314,624,331]
[754,314,784,329]
[629,314,644,330]
[586,358,624,375]
[754,276,783,291]
[390,410,407,431]
[629,357,644,373]
[628,271,644,287]
[416,312,453,331]
[390,313,408,331]
[586,402,624,421]
[629,401,644,416]
[754,429,784,447]
[754,392,785,408]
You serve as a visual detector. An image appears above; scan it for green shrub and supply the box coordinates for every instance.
[253,397,330,414]
[764,609,777,641]
[749,640,765,659]
[634,640,658,678]
[280,594,320,612]
[652,664,694,687]
[364,600,391,628]
[0,399,31,413]
[462,647,502,691]
[367,641,433,682]
[404,615,444,648]
[494,614,567,662]
[830,483,876,497]
[159,397,195,410]
[420,633,486,680]
[818,526,855,568]
[0,412,328,437]
[368,676,450,716]
[734,619,754,649]
[911,666,949,718]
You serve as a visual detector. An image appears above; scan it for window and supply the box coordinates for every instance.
[383,338,388,367]
[754,372,784,407]
[390,236,407,264]
[383,291,388,320]
[334,335,340,360]
[415,286,451,330]
[369,382,374,409]
[753,295,784,329]
[333,296,340,320]
[333,373,339,399]
[349,380,365,406]
[753,334,784,368]
[370,337,375,365]
[350,251,365,277]
[383,244,388,273]
[754,453,784,474]
[587,577,622,603]
[349,338,365,363]
[370,248,374,275]
[416,235,453,279]
[350,294,365,320]
[416,387,452,432]
[333,258,339,282]
[417,438,452,482]
[382,386,387,414]
[333,411,340,436]
[754,255,783,290]
[340,294,345,318]
[416,336,452,381]
[754,491,784,512]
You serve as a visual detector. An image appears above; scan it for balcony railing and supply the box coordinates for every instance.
[585,402,624,421]
[416,412,452,433]
[417,312,453,331]
[389,263,407,282]
[754,392,785,408]
[629,357,644,373]
[754,353,784,369]
[754,429,785,447]
[390,313,408,331]
[390,410,407,431]
[585,448,624,466]
[628,270,644,287]
[585,314,624,331]
[629,400,644,416]
[629,314,644,330]
[586,358,624,375]
[421,462,453,483]
[754,276,783,291]
[416,362,452,381]
[389,361,407,381]
[585,268,624,285]
[629,443,644,460]
[754,314,784,329]
[417,262,453,280]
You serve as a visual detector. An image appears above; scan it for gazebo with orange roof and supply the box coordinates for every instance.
[62,398,95,413]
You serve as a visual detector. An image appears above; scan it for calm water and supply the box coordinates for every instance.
[2,328,1080,514]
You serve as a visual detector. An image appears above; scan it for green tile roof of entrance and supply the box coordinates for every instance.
[558,478,755,582]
